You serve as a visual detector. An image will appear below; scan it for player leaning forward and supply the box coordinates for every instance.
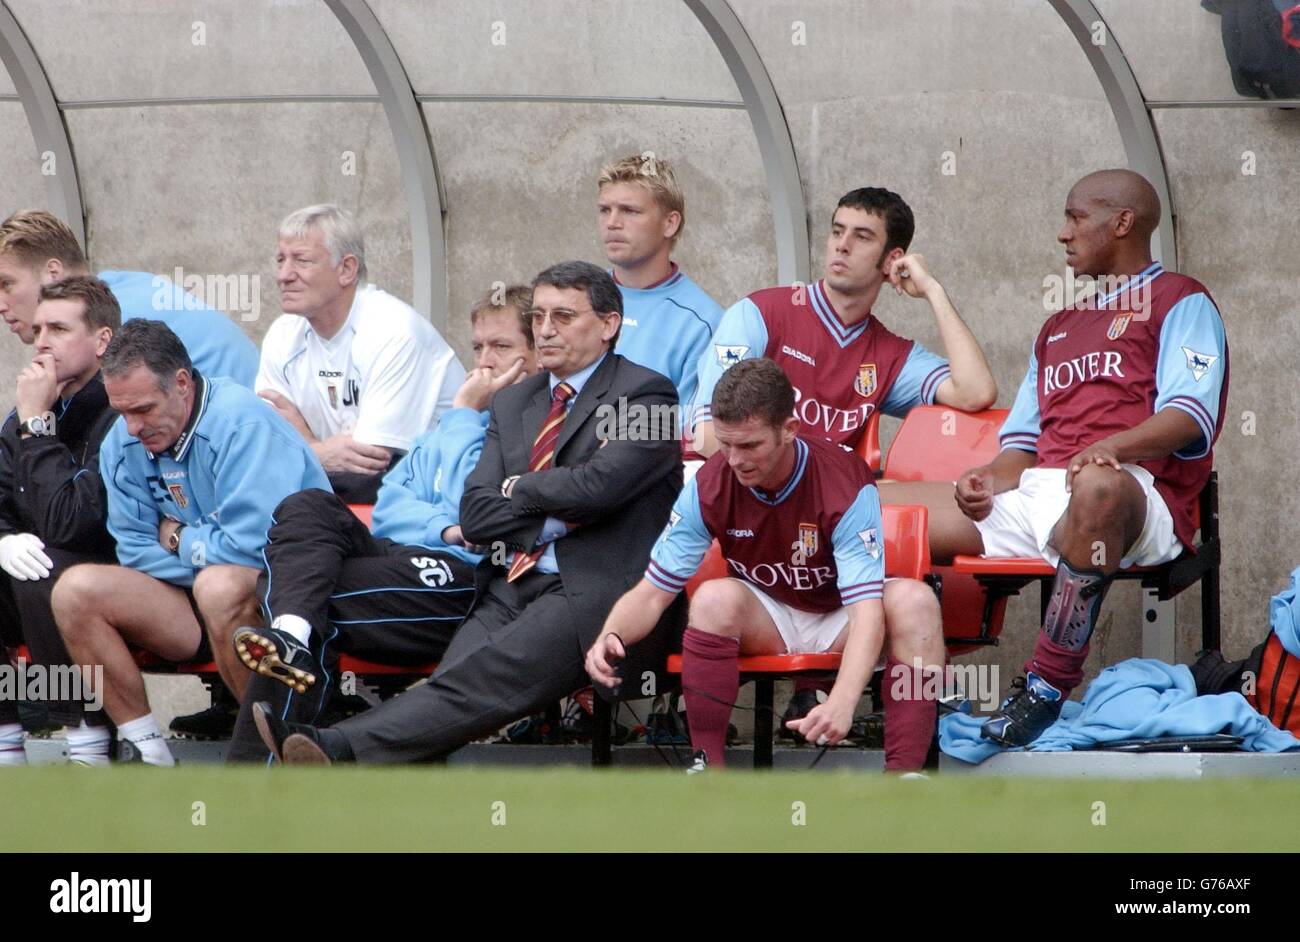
[51,320,329,765]
[889,169,1229,747]
[586,358,943,771]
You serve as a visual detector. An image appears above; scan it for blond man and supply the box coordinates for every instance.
[597,153,723,413]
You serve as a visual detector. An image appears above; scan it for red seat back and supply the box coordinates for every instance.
[884,405,1008,482]
[880,503,929,581]
[854,410,882,475]
[349,504,374,528]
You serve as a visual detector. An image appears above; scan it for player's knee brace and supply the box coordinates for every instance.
[1041,561,1112,652]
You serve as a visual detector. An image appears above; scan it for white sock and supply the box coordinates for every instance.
[117,714,175,766]
[271,614,312,645]
[67,720,111,767]
[0,721,26,766]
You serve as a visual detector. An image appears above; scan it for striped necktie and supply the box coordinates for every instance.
[506,381,575,582]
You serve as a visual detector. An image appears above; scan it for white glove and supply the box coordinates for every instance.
[0,533,53,581]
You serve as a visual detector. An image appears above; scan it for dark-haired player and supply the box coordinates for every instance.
[587,358,943,772]
[690,187,995,456]
[690,188,996,731]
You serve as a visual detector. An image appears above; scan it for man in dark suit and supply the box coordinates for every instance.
[252,261,685,763]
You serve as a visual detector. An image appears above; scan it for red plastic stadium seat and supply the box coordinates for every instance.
[348,504,375,528]
[883,404,1007,483]
[882,405,1011,652]
[8,643,221,676]
[854,410,883,476]
[338,654,436,676]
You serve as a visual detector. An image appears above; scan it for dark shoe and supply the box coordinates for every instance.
[980,672,1064,747]
[234,625,319,694]
[114,737,177,766]
[169,700,238,740]
[559,688,632,744]
[559,688,594,741]
[252,702,350,765]
[498,712,555,744]
[846,712,886,748]
[684,750,708,774]
[778,687,821,744]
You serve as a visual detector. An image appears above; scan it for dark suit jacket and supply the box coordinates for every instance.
[460,352,686,695]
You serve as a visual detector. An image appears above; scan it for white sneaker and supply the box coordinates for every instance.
[685,750,709,774]
[898,771,930,781]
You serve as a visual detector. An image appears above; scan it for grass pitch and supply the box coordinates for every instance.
[1,766,1296,852]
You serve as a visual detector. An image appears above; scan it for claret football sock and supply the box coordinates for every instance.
[883,655,937,772]
[681,627,739,768]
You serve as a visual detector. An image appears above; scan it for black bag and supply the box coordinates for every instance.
[1204,0,1300,98]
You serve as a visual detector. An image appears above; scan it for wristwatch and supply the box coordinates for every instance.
[19,415,52,438]
[166,525,184,554]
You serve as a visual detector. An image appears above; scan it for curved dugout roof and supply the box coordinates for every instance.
[3,0,1279,330]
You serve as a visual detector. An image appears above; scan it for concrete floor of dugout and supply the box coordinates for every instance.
[13,675,1290,777]
[23,733,1300,780]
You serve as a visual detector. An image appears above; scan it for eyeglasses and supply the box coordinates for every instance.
[526,307,602,329]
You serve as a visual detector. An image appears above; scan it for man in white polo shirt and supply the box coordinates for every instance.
[257,203,465,502]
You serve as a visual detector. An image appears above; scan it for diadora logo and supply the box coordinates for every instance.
[1047,332,1068,344]
[780,345,816,367]
[410,556,454,587]
[726,528,754,538]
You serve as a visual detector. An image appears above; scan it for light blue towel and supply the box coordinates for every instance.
[1268,566,1300,658]
[941,658,1300,764]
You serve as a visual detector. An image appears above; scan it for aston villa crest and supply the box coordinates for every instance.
[1106,313,1132,340]
[798,523,819,557]
[853,362,877,397]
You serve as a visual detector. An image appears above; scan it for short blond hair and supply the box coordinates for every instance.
[0,209,87,271]
[597,153,685,245]
[470,283,533,348]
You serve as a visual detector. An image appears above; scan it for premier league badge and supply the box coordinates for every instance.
[858,527,881,559]
[1106,313,1132,340]
[715,344,749,368]
[1181,346,1219,381]
[853,363,877,397]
